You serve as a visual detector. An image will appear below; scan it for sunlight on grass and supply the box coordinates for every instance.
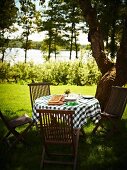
[0,84,97,116]
[0,84,31,116]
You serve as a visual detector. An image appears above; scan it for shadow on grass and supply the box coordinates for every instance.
[79,119,127,170]
[1,113,127,170]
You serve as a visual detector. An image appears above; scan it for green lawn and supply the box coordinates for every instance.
[0,84,127,170]
[0,84,97,116]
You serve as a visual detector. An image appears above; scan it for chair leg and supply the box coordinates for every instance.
[2,131,11,144]
[40,147,45,170]
[10,121,34,148]
[2,129,21,147]
[34,118,41,133]
[73,129,80,170]
[104,119,120,138]
[4,131,11,138]
[92,122,101,134]
[80,127,86,138]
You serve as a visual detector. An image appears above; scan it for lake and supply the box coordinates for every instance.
[0,48,91,65]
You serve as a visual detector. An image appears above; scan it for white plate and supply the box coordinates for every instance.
[64,96,77,101]
[82,95,94,99]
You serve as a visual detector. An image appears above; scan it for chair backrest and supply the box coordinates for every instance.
[104,86,127,118]
[28,82,51,109]
[36,109,74,144]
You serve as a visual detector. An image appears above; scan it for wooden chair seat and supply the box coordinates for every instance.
[9,115,32,128]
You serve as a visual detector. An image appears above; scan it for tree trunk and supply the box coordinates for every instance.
[95,66,116,110]
[74,30,78,59]
[1,48,5,62]
[24,48,27,63]
[48,35,52,60]
[78,0,127,110]
[69,23,74,60]
[96,18,127,110]
[48,42,51,60]
[24,27,29,63]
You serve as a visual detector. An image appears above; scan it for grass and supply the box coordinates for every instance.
[0,84,127,170]
[0,84,96,116]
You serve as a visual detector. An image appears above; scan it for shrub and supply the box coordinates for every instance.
[0,59,101,85]
[0,62,10,82]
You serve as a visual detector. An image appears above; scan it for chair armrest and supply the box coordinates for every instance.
[101,112,119,118]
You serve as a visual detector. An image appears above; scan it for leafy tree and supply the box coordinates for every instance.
[63,0,85,59]
[39,0,85,60]
[78,0,127,109]
[39,0,127,109]
[0,0,18,62]
[39,0,66,60]
[18,0,41,63]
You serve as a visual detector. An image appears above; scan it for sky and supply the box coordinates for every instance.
[28,31,89,45]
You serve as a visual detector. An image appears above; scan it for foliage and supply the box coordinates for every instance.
[40,0,67,59]
[0,60,101,85]
[93,0,127,58]
[18,0,42,63]
[62,0,86,59]
[0,0,18,62]
[0,62,10,82]
[78,0,127,109]
[39,0,86,60]
[0,0,18,30]
[6,39,42,49]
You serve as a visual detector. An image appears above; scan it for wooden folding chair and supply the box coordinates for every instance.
[92,86,127,136]
[0,110,33,148]
[28,82,51,129]
[36,109,80,170]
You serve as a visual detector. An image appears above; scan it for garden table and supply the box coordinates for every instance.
[32,94,101,128]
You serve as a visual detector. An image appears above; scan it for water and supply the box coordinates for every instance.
[0,48,90,65]
[0,48,44,65]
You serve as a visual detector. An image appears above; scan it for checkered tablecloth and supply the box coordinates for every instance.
[32,95,101,128]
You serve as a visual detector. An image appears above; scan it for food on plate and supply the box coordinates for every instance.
[48,95,64,105]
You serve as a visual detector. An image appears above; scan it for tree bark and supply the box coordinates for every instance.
[95,66,116,110]
[78,0,127,110]
[96,18,127,110]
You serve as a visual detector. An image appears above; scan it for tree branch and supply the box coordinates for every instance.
[78,0,114,75]
[116,18,127,84]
